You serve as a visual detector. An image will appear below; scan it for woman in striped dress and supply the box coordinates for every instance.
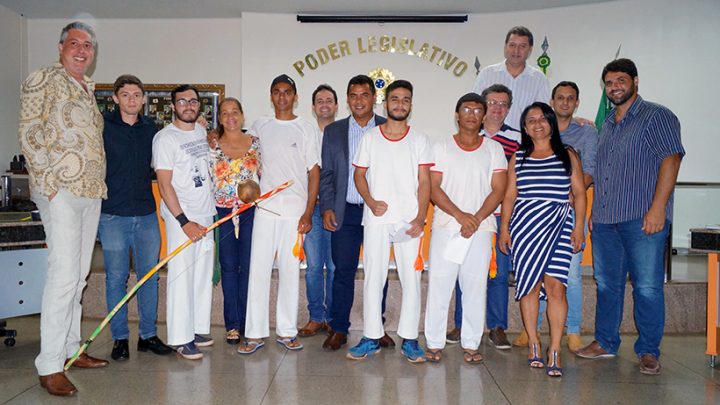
[498,102,586,377]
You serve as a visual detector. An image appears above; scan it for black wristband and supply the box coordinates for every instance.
[175,213,190,227]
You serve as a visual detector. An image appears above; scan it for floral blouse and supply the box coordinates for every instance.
[209,135,261,208]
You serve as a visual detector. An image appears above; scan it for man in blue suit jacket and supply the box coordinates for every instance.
[320,75,393,351]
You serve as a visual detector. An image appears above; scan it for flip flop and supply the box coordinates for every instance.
[276,336,304,351]
[425,348,442,363]
[463,349,484,364]
[237,339,265,355]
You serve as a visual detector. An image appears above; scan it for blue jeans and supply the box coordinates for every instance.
[304,205,335,322]
[217,206,255,331]
[538,220,586,334]
[592,218,668,358]
[98,212,161,340]
[329,203,389,334]
[454,216,511,329]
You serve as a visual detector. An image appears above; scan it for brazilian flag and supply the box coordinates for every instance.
[595,89,613,131]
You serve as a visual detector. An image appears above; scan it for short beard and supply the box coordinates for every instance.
[609,86,635,106]
[177,110,200,124]
[387,110,409,122]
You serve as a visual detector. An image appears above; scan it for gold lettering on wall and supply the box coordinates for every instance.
[292,35,469,78]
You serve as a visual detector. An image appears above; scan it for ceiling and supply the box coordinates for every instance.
[0,0,611,19]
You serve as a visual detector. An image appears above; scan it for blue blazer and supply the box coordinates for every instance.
[319,115,386,230]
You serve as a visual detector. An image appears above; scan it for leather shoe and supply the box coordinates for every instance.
[39,372,77,397]
[138,336,174,355]
[322,330,347,351]
[575,340,616,359]
[65,353,109,369]
[111,339,129,361]
[298,320,328,337]
[379,333,395,348]
[639,354,661,375]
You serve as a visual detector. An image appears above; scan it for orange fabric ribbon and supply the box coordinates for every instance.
[414,237,425,271]
[293,233,306,261]
[489,234,497,278]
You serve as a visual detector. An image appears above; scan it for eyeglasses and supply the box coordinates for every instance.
[487,100,509,108]
[176,98,200,107]
[460,107,484,115]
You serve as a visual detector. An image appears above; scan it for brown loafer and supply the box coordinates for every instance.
[322,330,347,351]
[65,353,109,369]
[379,333,395,348]
[298,320,329,337]
[575,340,616,359]
[639,354,661,375]
[39,372,78,396]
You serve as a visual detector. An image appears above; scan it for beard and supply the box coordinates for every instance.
[176,109,200,123]
[608,85,636,106]
[387,109,410,122]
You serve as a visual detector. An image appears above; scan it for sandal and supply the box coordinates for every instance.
[528,343,544,368]
[226,329,240,345]
[546,350,563,377]
[237,338,265,355]
[425,348,442,363]
[276,336,304,351]
[463,349,484,364]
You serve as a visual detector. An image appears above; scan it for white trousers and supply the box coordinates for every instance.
[363,224,422,340]
[245,215,301,338]
[425,229,492,350]
[33,188,101,376]
[161,209,214,346]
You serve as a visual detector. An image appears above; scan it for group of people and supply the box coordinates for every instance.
[18,22,684,397]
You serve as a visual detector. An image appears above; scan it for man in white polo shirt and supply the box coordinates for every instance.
[349,79,433,363]
[472,25,550,130]
[239,74,320,354]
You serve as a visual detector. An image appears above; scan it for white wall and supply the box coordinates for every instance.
[26,18,243,99]
[21,0,720,182]
[0,5,25,171]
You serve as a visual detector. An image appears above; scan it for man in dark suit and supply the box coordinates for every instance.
[320,75,393,351]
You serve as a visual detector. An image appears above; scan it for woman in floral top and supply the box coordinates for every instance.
[208,97,260,344]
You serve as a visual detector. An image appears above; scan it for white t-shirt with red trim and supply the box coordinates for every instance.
[353,125,433,226]
[431,134,507,232]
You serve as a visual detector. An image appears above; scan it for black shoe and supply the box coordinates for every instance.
[111,339,129,361]
[137,336,174,355]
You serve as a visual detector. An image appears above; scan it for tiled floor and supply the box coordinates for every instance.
[1,316,718,404]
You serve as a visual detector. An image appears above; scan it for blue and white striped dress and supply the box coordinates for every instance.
[510,150,574,300]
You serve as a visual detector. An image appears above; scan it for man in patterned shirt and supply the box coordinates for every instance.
[18,21,109,397]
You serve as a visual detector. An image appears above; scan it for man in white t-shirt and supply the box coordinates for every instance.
[424,93,507,363]
[238,74,320,354]
[349,80,433,363]
[152,84,217,360]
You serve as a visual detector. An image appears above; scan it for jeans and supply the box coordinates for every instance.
[329,203,389,334]
[592,218,668,358]
[97,212,161,340]
[453,216,511,330]
[217,206,254,331]
[538,220,586,334]
[304,205,335,322]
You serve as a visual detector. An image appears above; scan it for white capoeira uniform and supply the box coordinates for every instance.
[152,123,216,346]
[245,116,319,339]
[425,135,507,350]
[352,126,433,340]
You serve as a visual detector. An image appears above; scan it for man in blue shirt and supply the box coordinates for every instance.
[576,59,684,376]
[98,75,173,361]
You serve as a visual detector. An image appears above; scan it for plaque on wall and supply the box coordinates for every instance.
[94,83,225,131]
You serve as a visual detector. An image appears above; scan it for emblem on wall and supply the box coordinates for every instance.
[368,68,395,104]
[537,36,551,75]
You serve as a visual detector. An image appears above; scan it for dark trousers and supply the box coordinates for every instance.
[217,206,255,331]
[329,203,388,334]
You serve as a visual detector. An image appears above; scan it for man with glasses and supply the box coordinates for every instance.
[19,21,108,397]
[472,25,550,130]
[446,84,520,351]
[153,84,216,360]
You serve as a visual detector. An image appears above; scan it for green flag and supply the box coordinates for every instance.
[595,89,613,130]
